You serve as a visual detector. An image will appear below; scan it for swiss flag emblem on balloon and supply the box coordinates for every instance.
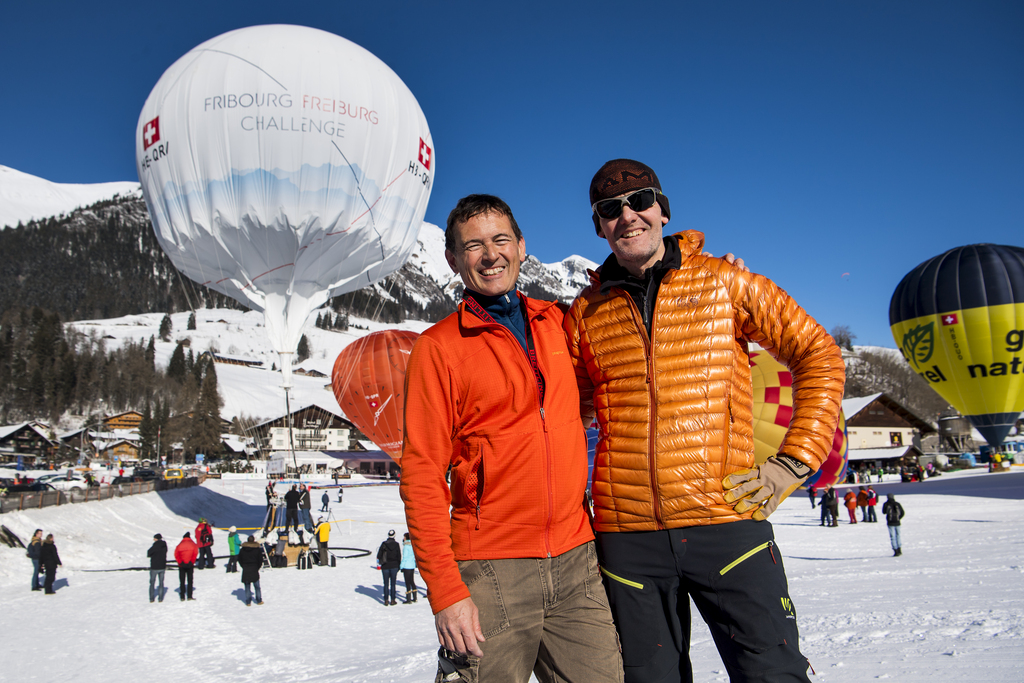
[143,117,160,150]
[418,138,432,170]
[332,330,419,461]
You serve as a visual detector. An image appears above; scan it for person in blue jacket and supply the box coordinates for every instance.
[400,532,418,604]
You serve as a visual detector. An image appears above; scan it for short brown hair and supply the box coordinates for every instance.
[445,194,522,252]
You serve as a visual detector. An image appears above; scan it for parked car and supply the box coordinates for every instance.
[132,468,160,481]
[49,476,88,492]
[3,482,58,494]
[163,468,185,481]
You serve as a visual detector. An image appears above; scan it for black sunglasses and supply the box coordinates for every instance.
[592,188,660,220]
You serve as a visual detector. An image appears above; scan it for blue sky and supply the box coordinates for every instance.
[2,1,1021,346]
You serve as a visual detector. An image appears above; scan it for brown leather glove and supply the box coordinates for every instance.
[722,455,812,521]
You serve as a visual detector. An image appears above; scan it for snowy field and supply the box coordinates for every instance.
[1,469,1022,682]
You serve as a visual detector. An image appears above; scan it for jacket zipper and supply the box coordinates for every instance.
[722,384,732,479]
[474,302,553,555]
[719,540,775,576]
[620,289,664,530]
[474,450,485,530]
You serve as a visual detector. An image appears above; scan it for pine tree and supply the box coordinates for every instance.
[186,360,223,458]
[145,336,156,370]
[155,398,170,461]
[186,349,195,377]
[187,312,196,330]
[139,403,156,458]
[167,343,187,382]
[315,312,323,329]
[296,334,311,362]
[159,314,172,342]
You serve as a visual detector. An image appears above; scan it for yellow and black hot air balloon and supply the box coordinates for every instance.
[889,244,1024,448]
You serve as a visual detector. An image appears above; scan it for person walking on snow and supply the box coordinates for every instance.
[400,532,418,604]
[856,486,869,522]
[843,489,858,524]
[238,535,264,605]
[866,485,878,523]
[376,529,401,606]
[315,517,330,566]
[147,533,167,602]
[883,494,905,556]
[40,534,62,594]
[320,490,330,512]
[195,518,215,569]
[284,484,300,532]
[175,532,198,600]
[299,485,313,533]
[808,486,816,509]
[265,481,276,513]
[226,526,240,573]
[26,529,43,592]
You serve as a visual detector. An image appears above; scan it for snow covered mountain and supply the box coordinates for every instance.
[0,166,597,322]
[0,165,139,230]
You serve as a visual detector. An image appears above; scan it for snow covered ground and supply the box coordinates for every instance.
[1,469,1021,682]
[66,308,434,422]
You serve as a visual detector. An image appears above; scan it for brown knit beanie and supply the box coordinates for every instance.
[589,159,671,235]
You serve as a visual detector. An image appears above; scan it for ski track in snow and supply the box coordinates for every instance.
[1,470,1022,682]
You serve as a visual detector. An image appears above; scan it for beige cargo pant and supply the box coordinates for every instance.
[436,541,623,683]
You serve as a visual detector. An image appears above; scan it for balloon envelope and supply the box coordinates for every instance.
[750,349,849,489]
[136,25,434,363]
[331,330,418,461]
[889,244,1024,448]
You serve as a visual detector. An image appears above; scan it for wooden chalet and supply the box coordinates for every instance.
[0,422,57,463]
[103,410,143,431]
[251,405,366,455]
[97,439,140,462]
[843,393,936,473]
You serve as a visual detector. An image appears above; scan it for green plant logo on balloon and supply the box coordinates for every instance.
[901,322,934,369]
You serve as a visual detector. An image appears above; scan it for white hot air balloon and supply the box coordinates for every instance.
[136,25,434,389]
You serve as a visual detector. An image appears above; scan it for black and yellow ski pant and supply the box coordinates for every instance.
[597,520,810,683]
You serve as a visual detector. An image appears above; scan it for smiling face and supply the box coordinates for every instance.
[597,193,669,277]
[445,211,526,297]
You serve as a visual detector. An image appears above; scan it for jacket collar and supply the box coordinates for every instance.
[458,288,560,330]
[588,230,706,287]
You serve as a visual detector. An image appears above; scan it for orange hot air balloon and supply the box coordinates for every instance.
[331,330,419,461]
[750,349,849,489]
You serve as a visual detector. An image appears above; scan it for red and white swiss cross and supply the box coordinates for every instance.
[143,117,160,151]
[417,138,432,170]
[942,313,958,326]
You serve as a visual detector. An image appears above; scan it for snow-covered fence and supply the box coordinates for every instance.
[0,475,206,514]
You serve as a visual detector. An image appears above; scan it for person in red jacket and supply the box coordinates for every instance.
[844,490,859,524]
[174,532,198,601]
[401,195,622,682]
[194,518,214,569]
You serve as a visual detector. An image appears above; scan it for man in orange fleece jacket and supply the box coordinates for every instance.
[401,195,622,683]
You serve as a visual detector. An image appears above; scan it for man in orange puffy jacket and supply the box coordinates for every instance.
[174,532,198,601]
[564,159,845,683]
[401,195,622,683]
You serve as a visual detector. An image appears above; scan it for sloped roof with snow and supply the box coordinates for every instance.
[847,445,922,461]
[842,393,883,419]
